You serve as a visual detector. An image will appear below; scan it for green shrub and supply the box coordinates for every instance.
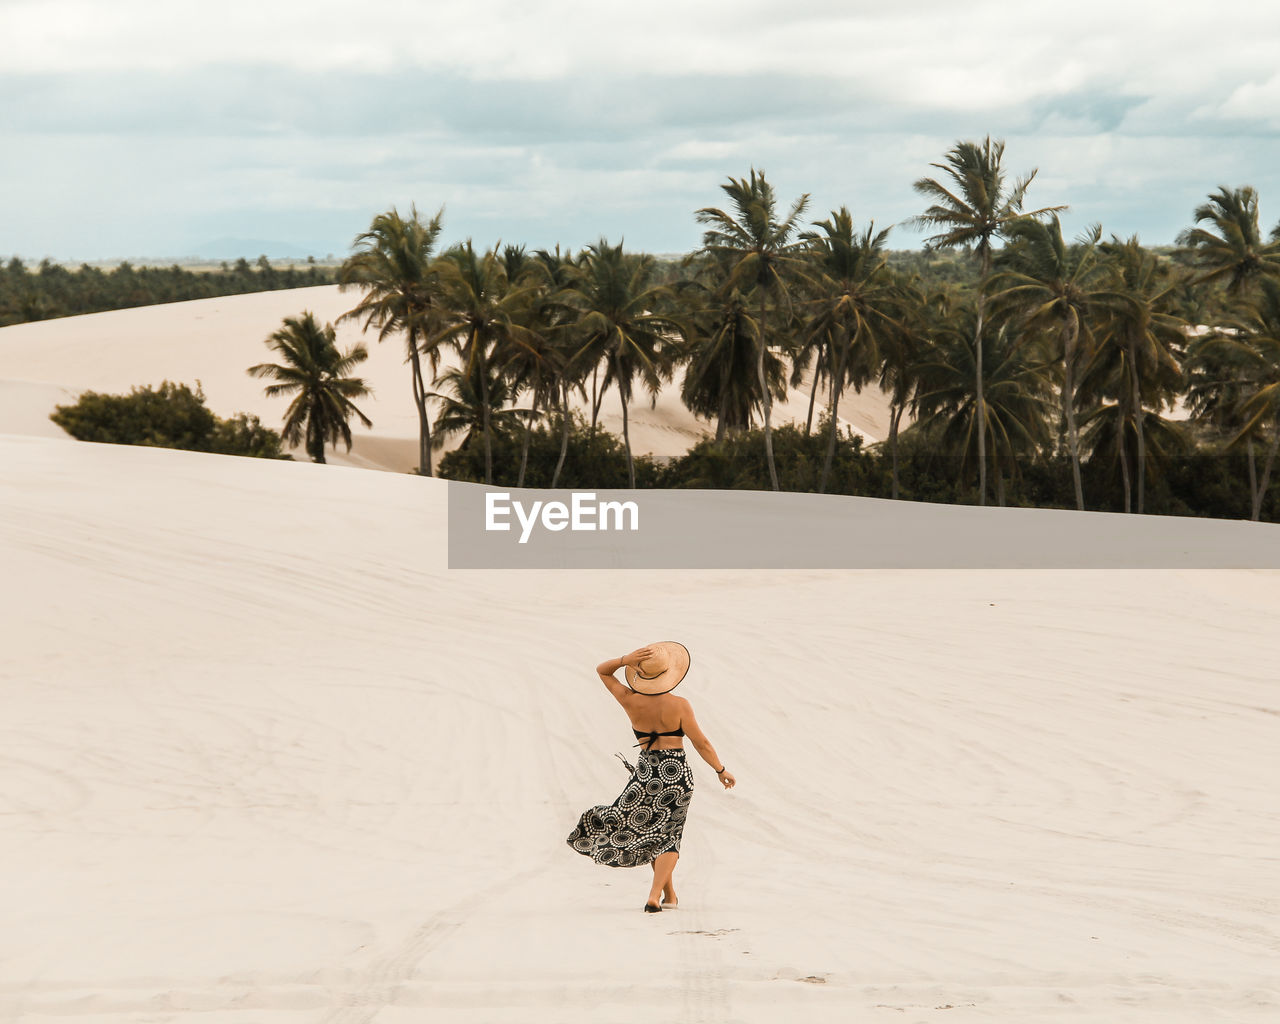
[50,380,289,460]
[209,411,288,459]
[658,417,882,494]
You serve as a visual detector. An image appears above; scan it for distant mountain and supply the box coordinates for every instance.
[186,237,332,260]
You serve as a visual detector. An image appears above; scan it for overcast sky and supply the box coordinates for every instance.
[3,0,1279,260]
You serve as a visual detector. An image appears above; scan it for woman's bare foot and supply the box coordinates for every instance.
[661,883,678,907]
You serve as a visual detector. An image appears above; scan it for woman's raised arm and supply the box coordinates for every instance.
[595,648,653,705]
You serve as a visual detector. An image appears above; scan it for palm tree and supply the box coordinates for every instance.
[1176,186,1280,296]
[533,246,592,487]
[248,312,373,464]
[994,217,1128,510]
[1187,279,1280,519]
[499,243,533,284]
[677,251,788,442]
[428,242,542,484]
[491,246,580,487]
[877,278,927,500]
[1078,402,1190,511]
[338,205,444,475]
[799,209,902,492]
[910,307,1055,504]
[427,356,532,464]
[1079,237,1187,513]
[1232,283,1280,520]
[909,137,1065,504]
[697,168,812,490]
[496,332,555,487]
[568,239,684,487]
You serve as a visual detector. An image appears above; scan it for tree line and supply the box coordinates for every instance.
[0,256,337,325]
[252,137,1279,521]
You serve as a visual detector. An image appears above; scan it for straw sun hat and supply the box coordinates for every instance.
[625,641,691,695]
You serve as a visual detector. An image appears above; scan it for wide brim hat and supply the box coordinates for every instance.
[625,641,691,695]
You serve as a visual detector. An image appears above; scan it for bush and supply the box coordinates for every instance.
[209,411,288,459]
[50,380,290,460]
[658,417,882,494]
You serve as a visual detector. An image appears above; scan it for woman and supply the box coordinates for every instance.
[566,641,736,913]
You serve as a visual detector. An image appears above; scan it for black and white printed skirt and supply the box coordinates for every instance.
[566,748,695,868]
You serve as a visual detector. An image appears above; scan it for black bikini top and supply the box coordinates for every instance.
[633,725,684,749]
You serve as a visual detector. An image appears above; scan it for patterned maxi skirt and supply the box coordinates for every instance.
[566,748,695,867]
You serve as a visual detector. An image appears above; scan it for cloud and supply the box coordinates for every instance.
[1216,74,1280,129]
[4,1,1280,257]
[1,68,882,142]
[6,0,1279,95]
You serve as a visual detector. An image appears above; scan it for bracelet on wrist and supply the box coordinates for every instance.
[715,765,726,774]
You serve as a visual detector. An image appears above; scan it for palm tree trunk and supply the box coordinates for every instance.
[553,379,571,487]
[1062,316,1085,511]
[308,414,325,464]
[590,362,603,439]
[615,355,634,488]
[805,348,824,435]
[517,390,537,487]
[1247,435,1259,520]
[759,289,779,491]
[1255,425,1280,522]
[819,339,844,493]
[715,380,729,443]
[974,252,989,506]
[408,338,433,476]
[889,403,903,500]
[474,331,493,485]
[1127,340,1146,514]
[1119,421,1132,514]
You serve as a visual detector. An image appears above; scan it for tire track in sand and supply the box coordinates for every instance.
[317,861,549,1024]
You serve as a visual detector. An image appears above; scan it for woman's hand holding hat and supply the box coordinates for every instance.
[621,647,655,668]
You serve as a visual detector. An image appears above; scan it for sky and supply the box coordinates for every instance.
[3,0,1279,261]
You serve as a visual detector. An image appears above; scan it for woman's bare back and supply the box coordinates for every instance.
[625,691,687,749]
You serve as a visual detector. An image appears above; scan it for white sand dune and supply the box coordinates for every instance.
[3,432,1279,1023]
[0,379,79,439]
[0,287,886,474]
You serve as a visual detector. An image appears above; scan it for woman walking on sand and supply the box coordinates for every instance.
[566,642,736,913]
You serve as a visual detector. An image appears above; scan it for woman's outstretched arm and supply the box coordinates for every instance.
[680,700,736,789]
